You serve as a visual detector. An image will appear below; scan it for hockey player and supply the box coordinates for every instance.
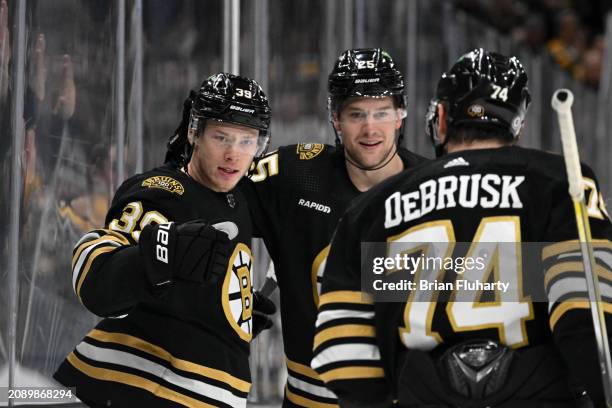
[54,73,276,407]
[312,49,612,407]
[243,48,427,407]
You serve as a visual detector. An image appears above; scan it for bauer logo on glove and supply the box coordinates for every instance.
[155,223,172,265]
[139,220,234,292]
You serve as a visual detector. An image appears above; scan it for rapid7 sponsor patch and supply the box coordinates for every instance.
[298,198,331,214]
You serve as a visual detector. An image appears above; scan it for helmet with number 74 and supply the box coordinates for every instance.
[426,48,531,156]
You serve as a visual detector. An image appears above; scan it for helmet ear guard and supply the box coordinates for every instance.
[425,98,445,157]
[187,115,200,145]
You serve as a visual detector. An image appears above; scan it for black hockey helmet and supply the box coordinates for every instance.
[166,73,271,166]
[426,48,531,156]
[328,48,407,143]
[190,73,271,154]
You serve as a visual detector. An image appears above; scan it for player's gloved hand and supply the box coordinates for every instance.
[252,291,276,338]
[139,220,231,291]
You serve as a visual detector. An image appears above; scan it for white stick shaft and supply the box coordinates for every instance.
[552,88,612,406]
[258,262,278,298]
[551,89,584,201]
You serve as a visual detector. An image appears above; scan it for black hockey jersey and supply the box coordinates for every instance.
[241,143,426,407]
[54,164,255,408]
[313,146,612,407]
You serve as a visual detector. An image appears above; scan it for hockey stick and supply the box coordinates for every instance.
[258,261,278,298]
[552,88,612,406]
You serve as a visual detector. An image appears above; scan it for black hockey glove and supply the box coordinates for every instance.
[139,220,231,292]
[252,291,276,338]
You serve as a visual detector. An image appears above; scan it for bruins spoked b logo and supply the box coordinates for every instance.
[222,243,254,341]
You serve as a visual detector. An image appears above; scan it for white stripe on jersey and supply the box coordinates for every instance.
[287,374,337,399]
[311,344,381,370]
[75,231,102,248]
[315,310,374,327]
[76,342,247,407]
[548,277,612,308]
[558,250,612,270]
[596,250,612,270]
[72,240,122,291]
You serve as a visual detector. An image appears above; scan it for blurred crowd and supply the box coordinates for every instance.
[0,2,609,242]
[0,0,112,377]
[457,0,610,88]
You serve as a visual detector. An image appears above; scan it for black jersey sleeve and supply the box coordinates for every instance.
[72,178,173,317]
[541,165,612,403]
[311,195,393,406]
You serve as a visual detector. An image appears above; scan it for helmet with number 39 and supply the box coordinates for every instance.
[190,73,271,158]
[166,73,271,166]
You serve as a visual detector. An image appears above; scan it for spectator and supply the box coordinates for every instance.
[546,9,585,73]
[578,47,604,88]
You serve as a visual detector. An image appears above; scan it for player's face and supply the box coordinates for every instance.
[334,96,403,169]
[189,122,259,192]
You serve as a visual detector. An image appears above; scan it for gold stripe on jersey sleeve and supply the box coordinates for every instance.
[88,329,251,393]
[318,291,373,308]
[285,385,339,408]
[549,299,612,330]
[544,262,612,288]
[319,366,384,383]
[106,229,132,244]
[286,357,321,381]
[67,352,217,408]
[72,233,128,269]
[76,246,118,299]
[542,239,612,261]
[313,324,376,350]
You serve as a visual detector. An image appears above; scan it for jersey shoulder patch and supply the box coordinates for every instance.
[249,143,337,185]
[141,175,185,196]
[116,166,187,198]
[108,167,189,220]
[296,142,326,160]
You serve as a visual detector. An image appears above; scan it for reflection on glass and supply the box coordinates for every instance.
[14,0,115,389]
[0,0,11,388]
